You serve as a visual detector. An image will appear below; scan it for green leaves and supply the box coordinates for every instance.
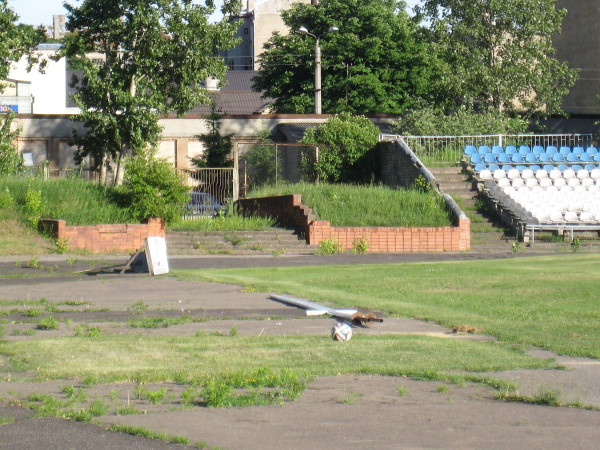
[300,113,379,183]
[61,0,240,179]
[253,0,437,114]
[417,0,579,117]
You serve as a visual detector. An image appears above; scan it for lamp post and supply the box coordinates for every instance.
[298,26,338,114]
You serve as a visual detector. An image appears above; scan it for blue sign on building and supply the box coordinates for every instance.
[0,105,18,113]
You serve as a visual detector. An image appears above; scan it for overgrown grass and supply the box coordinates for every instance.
[175,254,600,359]
[0,334,555,383]
[249,182,453,227]
[170,212,277,232]
[0,176,134,225]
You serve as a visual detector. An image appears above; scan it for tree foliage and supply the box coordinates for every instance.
[120,150,189,224]
[192,103,234,168]
[416,0,579,117]
[0,114,23,176]
[253,0,438,114]
[395,103,528,136]
[60,0,241,183]
[0,0,46,83]
[300,113,380,183]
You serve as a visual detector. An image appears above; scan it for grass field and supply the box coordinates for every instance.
[248,182,453,227]
[175,254,600,359]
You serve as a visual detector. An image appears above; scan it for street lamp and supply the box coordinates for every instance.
[298,26,339,114]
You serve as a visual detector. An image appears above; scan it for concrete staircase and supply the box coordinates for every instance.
[166,228,317,256]
[429,166,600,254]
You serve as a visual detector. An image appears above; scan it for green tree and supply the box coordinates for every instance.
[395,103,528,136]
[192,103,234,168]
[120,150,189,224]
[416,0,579,117]
[0,113,23,175]
[242,130,281,188]
[0,1,45,173]
[60,0,241,185]
[0,1,46,82]
[300,113,380,183]
[253,0,438,114]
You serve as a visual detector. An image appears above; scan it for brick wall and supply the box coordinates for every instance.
[236,195,470,253]
[39,218,165,254]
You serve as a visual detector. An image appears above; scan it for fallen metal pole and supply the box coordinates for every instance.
[270,294,383,325]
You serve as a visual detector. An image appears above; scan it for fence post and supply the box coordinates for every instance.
[232,142,239,202]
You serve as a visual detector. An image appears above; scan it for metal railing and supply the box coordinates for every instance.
[177,168,235,205]
[380,134,595,164]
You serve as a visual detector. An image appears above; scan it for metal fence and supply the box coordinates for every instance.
[380,134,595,164]
[177,168,235,205]
[237,142,313,195]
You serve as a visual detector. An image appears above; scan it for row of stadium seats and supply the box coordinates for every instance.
[465,145,597,156]
[465,144,600,172]
[486,180,600,224]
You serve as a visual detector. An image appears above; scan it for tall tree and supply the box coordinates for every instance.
[253,0,439,114]
[0,0,45,174]
[60,0,241,184]
[416,0,579,117]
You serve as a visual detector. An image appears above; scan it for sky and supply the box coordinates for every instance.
[10,0,422,27]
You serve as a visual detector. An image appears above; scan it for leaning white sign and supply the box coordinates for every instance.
[145,236,169,275]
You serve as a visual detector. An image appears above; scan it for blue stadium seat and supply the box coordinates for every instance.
[572,164,583,171]
[573,146,585,155]
[532,146,544,155]
[488,164,500,172]
[559,146,571,154]
[566,153,579,163]
[542,164,554,171]
[516,165,527,172]
[492,145,503,154]
[579,153,592,163]
[546,146,558,155]
[464,145,476,156]
[594,153,600,163]
[539,153,552,163]
[586,147,598,156]
[505,146,517,155]
[497,153,511,164]
[585,164,596,171]
[478,145,491,155]
[530,165,541,172]
[525,153,538,163]
[474,163,486,172]
[501,164,513,171]
[552,153,566,162]
[557,164,568,171]
[484,153,497,163]
[470,154,483,164]
[519,145,531,154]
[511,153,524,163]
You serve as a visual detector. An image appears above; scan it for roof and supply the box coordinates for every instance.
[66,69,274,115]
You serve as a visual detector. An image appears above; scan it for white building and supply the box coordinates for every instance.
[4,44,79,115]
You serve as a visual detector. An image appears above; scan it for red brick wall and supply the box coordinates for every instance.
[39,218,165,254]
[236,195,470,253]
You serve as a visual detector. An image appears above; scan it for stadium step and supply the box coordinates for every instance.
[166,228,317,256]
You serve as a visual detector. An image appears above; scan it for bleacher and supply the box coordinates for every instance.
[464,144,600,243]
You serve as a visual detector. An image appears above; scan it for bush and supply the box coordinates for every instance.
[395,104,528,136]
[120,151,189,224]
[0,114,23,176]
[300,113,380,183]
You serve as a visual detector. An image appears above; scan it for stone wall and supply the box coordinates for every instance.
[39,218,165,254]
[236,195,470,253]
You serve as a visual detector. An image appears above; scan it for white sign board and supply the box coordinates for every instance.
[145,236,169,276]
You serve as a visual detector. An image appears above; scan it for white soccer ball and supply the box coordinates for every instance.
[331,322,353,341]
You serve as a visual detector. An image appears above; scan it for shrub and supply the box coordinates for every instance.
[300,113,380,183]
[0,114,23,176]
[120,151,189,224]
